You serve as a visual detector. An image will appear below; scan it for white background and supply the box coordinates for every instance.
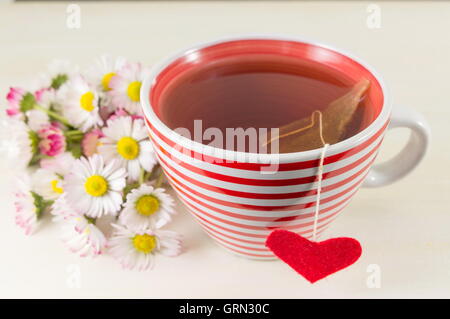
[0,1,448,298]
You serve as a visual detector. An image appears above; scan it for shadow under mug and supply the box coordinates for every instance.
[140,35,430,259]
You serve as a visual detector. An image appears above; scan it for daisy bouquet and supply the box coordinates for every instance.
[1,56,182,271]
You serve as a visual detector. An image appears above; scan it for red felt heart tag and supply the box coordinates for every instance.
[266,229,362,283]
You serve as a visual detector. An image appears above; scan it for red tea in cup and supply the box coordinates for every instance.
[158,54,373,153]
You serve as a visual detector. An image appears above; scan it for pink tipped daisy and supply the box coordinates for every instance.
[26,88,59,131]
[5,87,26,117]
[52,195,107,257]
[37,122,66,157]
[40,151,76,176]
[81,129,104,157]
[51,194,80,221]
[107,108,143,122]
[60,217,107,257]
[13,174,47,235]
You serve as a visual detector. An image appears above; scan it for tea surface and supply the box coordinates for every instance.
[159,54,373,153]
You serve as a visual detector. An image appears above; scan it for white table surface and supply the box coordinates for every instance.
[0,1,449,299]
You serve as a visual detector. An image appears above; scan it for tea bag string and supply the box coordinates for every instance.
[312,111,329,242]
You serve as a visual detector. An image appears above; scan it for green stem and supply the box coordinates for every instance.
[65,129,83,136]
[29,153,44,166]
[85,216,96,224]
[64,129,84,142]
[138,168,145,185]
[44,199,54,207]
[154,169,165,188]
[34,104,73,128]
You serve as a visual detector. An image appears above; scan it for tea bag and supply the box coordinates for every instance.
[262,78,370,153]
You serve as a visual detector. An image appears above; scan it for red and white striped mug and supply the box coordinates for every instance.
[141,35,430,259]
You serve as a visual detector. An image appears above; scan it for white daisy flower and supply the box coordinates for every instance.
[13,174,46,235]
[0,118,37,169]
[26,109,49,131]
[58,75,103,132]
[86,54,128,92]
[51,195,107,257]
[98,116,156,181]
[108,62,150,114]
[64,154,127,218]
[31,168,64,201]
[120,184,175,230]
[40,151,76,176]
[51,194,78,221]
[61,217,107,257]
[40,59,79,90]
[35,87,57,108]
[109,224,182,271]
[34,87,61,113]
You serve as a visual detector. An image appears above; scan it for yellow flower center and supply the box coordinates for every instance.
[101,72,116,91]
[117,136,140,160]
[126,81,141,102]
[50,179,63,194]
[84,175,108,197]
[80,91,95,112]
[84,226,91,235]
[132,234,157,254]
[135,195,159,216]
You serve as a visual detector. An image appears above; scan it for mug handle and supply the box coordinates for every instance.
[363,105,431,188]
